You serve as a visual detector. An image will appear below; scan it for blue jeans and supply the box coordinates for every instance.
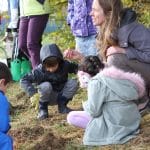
[75,35,98,56]
[38,79,78,104]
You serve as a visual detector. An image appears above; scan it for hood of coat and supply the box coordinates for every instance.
[40,44,63,63]
[97,66,145,99]
[120,8,137,28]
[117,8,137,48]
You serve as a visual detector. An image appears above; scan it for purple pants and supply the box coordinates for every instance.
[67,111,91,128]
[18,14,49,69]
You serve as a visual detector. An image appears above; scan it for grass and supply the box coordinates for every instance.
[4,82,150,150]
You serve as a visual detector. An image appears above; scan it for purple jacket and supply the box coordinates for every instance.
[67,0,97,37]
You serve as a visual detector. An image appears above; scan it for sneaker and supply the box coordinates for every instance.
[59,106,73,114]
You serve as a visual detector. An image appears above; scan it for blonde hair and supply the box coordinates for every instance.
[96,0,123,61]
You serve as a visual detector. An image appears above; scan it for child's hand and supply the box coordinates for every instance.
[30,93,40,111]
[63,49,84,61]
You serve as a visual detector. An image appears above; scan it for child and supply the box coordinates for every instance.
[67,0,97,57]
[67,56,145,145]
[0,62,13,149]
[20,44,78,120]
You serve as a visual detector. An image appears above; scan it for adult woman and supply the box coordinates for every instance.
[18,0,50,69]
[64,0,150,110]
[90,0,150,108]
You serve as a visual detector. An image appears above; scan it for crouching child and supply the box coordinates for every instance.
[20,44,78,120]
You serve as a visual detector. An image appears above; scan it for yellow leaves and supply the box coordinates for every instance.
[140,113,150,127]
[30,93,40,111]
[122,0,150,27]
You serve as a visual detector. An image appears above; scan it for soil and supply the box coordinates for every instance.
[6,83,150,149]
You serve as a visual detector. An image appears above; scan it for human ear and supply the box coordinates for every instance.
[0,79,5,85]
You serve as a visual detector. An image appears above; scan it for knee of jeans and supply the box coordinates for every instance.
[69,79,79,91]
[38,82,52,95]
[63,80,78,99]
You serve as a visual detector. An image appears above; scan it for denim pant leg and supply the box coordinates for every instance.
[75,35,98,57]
[38,82,58,105]
[61,79,78,100]
[38,82,52,103]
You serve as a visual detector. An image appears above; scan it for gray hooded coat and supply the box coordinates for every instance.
[83,66,145,145]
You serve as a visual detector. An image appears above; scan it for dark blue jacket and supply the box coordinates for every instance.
[20,44,78,96]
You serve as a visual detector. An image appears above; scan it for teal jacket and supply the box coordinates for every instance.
[83,66,145,145]
[20,0,50,17]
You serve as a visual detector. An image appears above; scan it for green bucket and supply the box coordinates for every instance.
[10,59,21,81]
[21,57,31,77]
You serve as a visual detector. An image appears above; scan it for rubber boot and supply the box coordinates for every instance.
[37,101,49,120]
[57,95,73,114]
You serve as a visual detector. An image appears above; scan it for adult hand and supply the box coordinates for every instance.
[63,49,84,61]
[106,46,125,57]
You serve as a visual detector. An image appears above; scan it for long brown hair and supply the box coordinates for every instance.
[96,0,123,61]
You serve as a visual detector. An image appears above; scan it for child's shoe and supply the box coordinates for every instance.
[57,95,73,114]
[59,105,73,114]
[37,101,48,120]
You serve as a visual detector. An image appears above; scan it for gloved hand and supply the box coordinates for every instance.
[30,93,40,111]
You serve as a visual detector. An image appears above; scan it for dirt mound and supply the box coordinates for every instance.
[31,132,67,150]
[9,126,67,150]
[9,126,45,148]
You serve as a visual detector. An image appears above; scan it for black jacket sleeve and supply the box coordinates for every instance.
[67,61,78,74]
[20,67,44,97]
